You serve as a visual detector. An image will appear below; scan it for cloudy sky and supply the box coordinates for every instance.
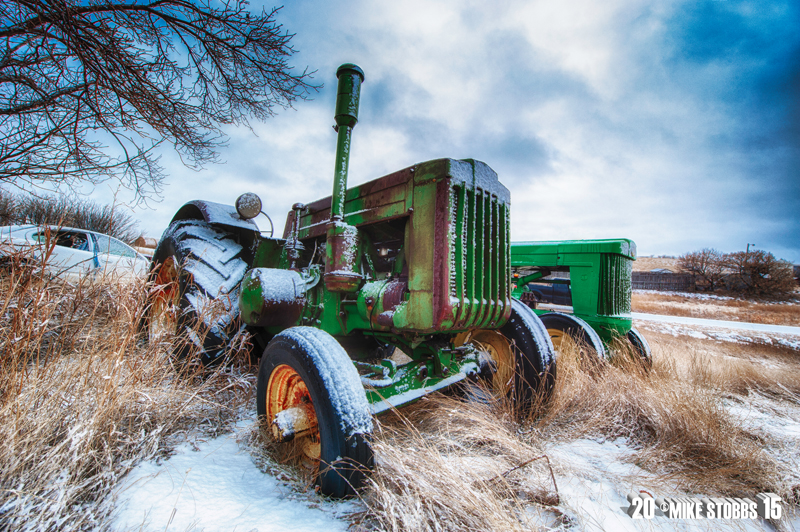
[110,0,799,261]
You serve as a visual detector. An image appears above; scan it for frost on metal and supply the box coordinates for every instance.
[448,188,459,300]
[334,220,359,267]
[235,193,262,217]
[279,327,373,436]
[251,268,306,304]
[181,200,260,232]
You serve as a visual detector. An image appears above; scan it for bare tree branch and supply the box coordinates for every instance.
[0,0,317,202]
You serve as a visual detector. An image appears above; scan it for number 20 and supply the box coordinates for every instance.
[629,496,654,519]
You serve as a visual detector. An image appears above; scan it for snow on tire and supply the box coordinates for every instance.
[147,219,249,366]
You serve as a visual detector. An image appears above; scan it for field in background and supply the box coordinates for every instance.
[632,290,800,326]
[2,251,799,531]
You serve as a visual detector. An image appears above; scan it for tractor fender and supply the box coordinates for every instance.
[171,200,259,232]
[170,200,261,258]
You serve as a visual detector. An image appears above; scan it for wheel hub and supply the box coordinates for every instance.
[547,328,567,350]
[267,364,320,469]
[455,330,514,396]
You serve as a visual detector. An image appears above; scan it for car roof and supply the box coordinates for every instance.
[2,224,118,239]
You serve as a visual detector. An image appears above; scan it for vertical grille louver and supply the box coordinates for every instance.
[451,184,510,329]
[598,253,632,316]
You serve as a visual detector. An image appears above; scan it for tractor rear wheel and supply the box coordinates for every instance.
[257,327,373,497]
[539,312,606,363]
[626,327,652,367]
[458,299,556,405]
[144,219,248,366]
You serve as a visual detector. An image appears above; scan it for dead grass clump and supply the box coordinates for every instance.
[356,395,558,532]
[0,251,254,531]
[531,339,782,497]
[647,331,800,400]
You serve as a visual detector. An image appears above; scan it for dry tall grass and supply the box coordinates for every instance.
[2,242,798,530]
[632,291,800,326]
[352,334,799,531]
[0,248,254,530]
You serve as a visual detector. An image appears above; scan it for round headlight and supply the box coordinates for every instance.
[235,193,262,220]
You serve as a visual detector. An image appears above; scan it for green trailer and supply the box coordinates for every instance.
[510,239,651,362]
[143,64,556,496]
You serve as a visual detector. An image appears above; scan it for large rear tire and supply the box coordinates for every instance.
[626,327,652,368]
[539,312,607,362]
[144,219,249,366]
[459,299,556,406]
[257,327,373,497]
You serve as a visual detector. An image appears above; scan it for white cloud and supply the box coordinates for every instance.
[101,0,798,263]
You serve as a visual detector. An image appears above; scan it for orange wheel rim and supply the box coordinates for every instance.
[455,330,514,396]
[547,328,566,350]
[267,364,320,468]
[149,257,180,341]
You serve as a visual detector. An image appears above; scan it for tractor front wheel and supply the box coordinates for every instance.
[257,327,373,497]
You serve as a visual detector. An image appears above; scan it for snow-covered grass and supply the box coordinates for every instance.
[636,319,800,351]
[0,251,255,530]
[632,290,800,326]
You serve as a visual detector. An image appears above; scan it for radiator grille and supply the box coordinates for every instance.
[452,184,510,329]
[598,253,632,316]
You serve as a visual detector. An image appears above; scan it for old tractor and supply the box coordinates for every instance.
[144,64,556,496]
[510,239,651,362]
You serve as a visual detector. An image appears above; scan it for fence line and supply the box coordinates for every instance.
[632,272,694,291]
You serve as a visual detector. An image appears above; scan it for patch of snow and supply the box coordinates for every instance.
[636,321,800,350]
[110,420,356,532]
[634,289,737,302]
[531,437,788,531]
[632,313,800,337]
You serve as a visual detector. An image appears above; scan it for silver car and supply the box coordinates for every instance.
[0,224,150,281]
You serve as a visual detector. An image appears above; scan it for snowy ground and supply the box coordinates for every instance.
[110,420,360,532]
[110,313,800,531]
[111,415,800,532]
[633,313,800,350]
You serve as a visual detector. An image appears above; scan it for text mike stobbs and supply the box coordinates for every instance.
[624,492,783,520]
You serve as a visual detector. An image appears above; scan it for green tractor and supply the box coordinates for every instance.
[510,239,651,362]
[144,64,556,496]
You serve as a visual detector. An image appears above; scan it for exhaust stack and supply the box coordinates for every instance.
[325,64,364,292]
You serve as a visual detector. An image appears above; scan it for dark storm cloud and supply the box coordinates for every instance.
[660,0,800,255]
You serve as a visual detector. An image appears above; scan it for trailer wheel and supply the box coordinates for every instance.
[257,327,373,497]
[539,312,607,363]
[626,327,652,367]
[144,219,248,366]
[458,299,556,405]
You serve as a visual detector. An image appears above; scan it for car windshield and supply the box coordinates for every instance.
[93,233,139,258]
